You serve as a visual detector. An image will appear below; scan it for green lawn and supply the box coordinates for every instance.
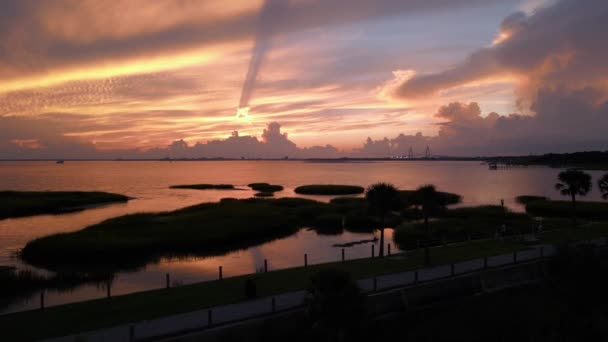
[0,191,130,219]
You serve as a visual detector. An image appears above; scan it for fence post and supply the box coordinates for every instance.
[416,240,420,249]
[540,246,544,259]
[304,253,308,267]
[166,273,170,289]
[414,271,419,284]
[373,277,377,291]
[219,266,223,280]
[264,259,268,273]
[107,281,111,299]
[371,244,375,258]
[208,309,213,326]
[513,251,517,264]
[129,325,135,342]
[450,263,455,276]
[442,236,446,247]
[271,297,276,313]
[484,256,488,269]
[40,291,45,310]
[341,249,345,263]
[388,243,391,256]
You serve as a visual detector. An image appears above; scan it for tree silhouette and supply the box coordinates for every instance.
[365,183,401,257]
[555,169,592,227]
[599,174,608,200]
[412,185,448,265]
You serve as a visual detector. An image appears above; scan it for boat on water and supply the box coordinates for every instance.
[488,162,498,170]
[56,160,64,164]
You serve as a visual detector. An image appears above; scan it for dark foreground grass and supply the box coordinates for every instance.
[169,184,236,190]
[515,195,548,205]
[525,200,608,220]
[295,184,365,195]
[0,239,530,341]
[21,197,338,272]
[0,191,130,219]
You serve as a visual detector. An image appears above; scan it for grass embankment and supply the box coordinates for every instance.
[525,200,608,220]
[295,185,365,195]
[0,191,130,219]
[169,184,235,190]
[393,205,571,250]
[0,266,110,310]
[0,239,532,341]
[21,198,340,271]
[248,183,284,197]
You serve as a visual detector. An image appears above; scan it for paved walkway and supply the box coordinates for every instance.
[44,239,606,342]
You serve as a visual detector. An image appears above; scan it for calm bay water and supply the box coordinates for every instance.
[0,160,605,314]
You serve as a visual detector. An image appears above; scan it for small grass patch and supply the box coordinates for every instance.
[169,184,235,190]
[398,190,462,207]
[248,183,284,193]
[525,200,608,220]
[0,191,130,219]
[295,185,365,195]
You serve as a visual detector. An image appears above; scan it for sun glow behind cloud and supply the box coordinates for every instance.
[4,0,575,157]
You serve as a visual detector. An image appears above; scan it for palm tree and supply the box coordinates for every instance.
[599,173,608,200]
[413,185,448,265]
[365,183,401,258]
[555,169,592,226]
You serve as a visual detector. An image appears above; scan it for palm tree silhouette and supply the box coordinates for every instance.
[555,169,592,227]
[599,174,608,200]
[365,183,401,258]
[413,185,447,265]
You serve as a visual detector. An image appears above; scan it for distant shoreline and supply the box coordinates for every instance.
[0,151,606,170]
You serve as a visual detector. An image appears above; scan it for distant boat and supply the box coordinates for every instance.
[56,160,64,164]
[488,162,498,170]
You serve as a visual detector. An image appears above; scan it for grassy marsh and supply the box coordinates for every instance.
[0,191,130,219]
[295,185,365,195]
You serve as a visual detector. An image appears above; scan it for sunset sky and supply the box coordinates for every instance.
[0,0,606,159]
